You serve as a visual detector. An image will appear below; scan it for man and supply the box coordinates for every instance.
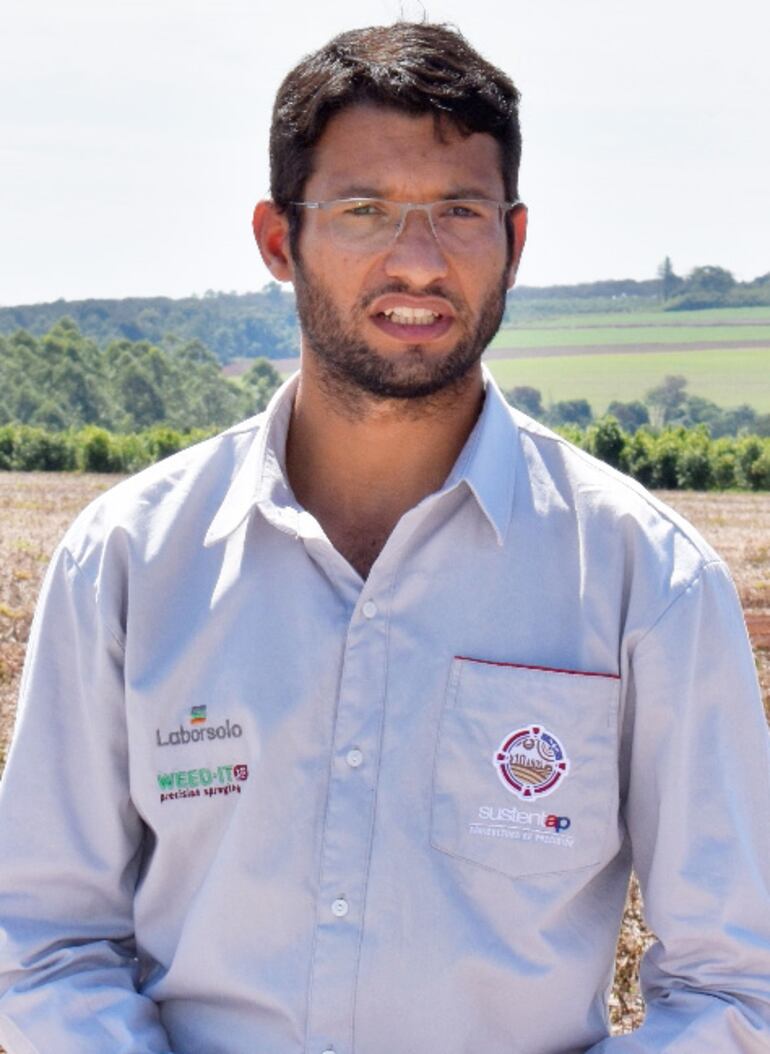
[0,21,769,1054]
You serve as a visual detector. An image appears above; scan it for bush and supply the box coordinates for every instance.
[625,431,656,487]
[11,427,76,471]
[736,437,765,489]
[144,427,185,462]
[676,430,714,490]
[589,416,627,470]
[746,449,770,490]
[651,430,683,489]
[711,438,739,489]
[0,425,15,470]
[78,427,123,473]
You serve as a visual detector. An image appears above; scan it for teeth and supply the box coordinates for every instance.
[384,307,439,325]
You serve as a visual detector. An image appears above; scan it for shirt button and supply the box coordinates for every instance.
[346,748,363,768]
[331,898,349,918]
[362,600,378,619]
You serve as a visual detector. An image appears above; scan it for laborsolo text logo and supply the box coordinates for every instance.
[156,712,242,747]
[494,724,569,800]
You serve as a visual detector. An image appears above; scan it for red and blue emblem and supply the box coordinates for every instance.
[494,724,570,800]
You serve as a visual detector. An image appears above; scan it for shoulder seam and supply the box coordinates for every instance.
[633,557,726,652]
[62,546,126,654]
[515,421,715,564]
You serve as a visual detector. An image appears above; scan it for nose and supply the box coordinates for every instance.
[383,207,449,286]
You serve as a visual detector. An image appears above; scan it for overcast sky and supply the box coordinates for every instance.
[2,0,769,306]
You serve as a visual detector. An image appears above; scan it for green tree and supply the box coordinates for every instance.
[607,400,649,433]
[645,375,688,427]
[506,386,544,419]
[240,358,283,414]
[549,399,593,428]
[588,416,627,470]
[657,256,681,302]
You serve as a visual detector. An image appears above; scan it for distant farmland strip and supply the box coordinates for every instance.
[485,339,770,358]
[491,324,770,349]
[485,347,770,414]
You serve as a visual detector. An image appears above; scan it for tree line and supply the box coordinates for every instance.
[3,262,769,364]
[508,376,770,438]
[0,285,299,364]
[0,319,282,433]
[1,415,767,491]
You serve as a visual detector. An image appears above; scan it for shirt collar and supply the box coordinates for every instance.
[440,366,517,545]
[204,365,518,548]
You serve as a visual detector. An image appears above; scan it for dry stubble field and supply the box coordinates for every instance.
[0,473,768,1040]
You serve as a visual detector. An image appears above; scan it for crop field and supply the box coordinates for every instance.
[505,306,770,328]
[0,473,768,1040]
[484,307,770,414]
[492,323,770,350]
[485,346,770,412]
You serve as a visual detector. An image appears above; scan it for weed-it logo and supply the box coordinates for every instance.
[157,763,249,803]
[156,708,242,747]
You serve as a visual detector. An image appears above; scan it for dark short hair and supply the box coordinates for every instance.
[269,22,522,248]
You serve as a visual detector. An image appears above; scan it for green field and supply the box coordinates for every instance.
[504,305,770,329]
[485,346,770,413]
[483,305,770,413]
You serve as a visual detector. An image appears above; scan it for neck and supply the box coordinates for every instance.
[285,351,484,563]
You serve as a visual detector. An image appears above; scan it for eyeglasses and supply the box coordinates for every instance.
[290,197,521,254]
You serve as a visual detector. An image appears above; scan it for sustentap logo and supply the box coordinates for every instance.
[470,804,575,847]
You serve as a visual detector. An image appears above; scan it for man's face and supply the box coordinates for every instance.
[290,104,523,400]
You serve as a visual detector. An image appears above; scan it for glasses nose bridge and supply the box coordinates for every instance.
[393,201,440,245]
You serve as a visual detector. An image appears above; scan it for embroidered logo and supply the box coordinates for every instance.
[156,762,249,803]
[494,725,569,800]
[156,716,242,747]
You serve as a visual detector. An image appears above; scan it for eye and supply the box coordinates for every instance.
[342,200,387,217]
[441,202,486,219]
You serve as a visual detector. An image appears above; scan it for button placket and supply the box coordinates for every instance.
[304,570,393,1054]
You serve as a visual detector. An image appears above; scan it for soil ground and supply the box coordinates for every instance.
[0,474,768,1040]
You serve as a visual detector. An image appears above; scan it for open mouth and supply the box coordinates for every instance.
[379,306,442,327]
[370,296,456,342]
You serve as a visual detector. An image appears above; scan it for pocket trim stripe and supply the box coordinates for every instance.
[454,656,620,681]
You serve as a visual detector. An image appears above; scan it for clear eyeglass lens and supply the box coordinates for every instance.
[324,199,504,252]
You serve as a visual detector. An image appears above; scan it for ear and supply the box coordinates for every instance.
[252,200,294,282]
[506,203,528,289]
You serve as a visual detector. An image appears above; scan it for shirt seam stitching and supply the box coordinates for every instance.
[633,557,725,651]
[514,420,716,564]
[61,546,126,653]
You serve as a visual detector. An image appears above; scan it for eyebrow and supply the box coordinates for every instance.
[327,185,500,201]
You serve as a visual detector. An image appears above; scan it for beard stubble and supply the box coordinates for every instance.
[293,261,508,411]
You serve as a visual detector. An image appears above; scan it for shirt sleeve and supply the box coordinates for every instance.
[0,544,174,1054]
[590,559,770,1052]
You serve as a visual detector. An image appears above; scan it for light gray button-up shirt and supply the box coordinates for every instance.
[1,373,769,1053]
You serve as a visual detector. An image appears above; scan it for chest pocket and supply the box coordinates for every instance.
[431,657,621,879]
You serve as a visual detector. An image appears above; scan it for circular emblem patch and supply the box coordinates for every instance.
[494,725,570,800]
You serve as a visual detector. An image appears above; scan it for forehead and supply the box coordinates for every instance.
[304,103,506,200]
